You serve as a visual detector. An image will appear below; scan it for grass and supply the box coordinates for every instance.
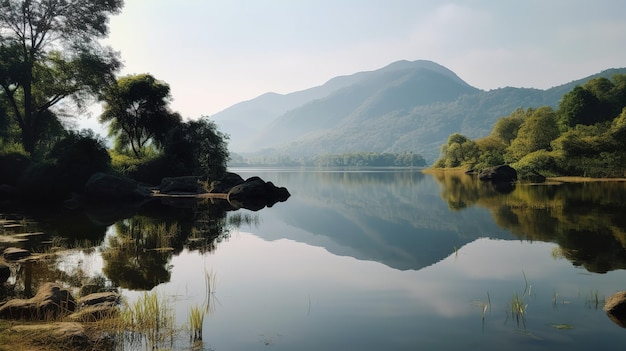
[585,289,605,309]
[187,268,218,343]
[507,272,531,328]
[118,290,176,350]
[188,304,206,342]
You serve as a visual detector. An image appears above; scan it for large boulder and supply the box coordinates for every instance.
[479,165,518,183]
[0,282,76,320]
[209,172,245,193]
[227,176,290,211]
[604,291,626,328]
[68,292,120,323]
[82,172,152,201]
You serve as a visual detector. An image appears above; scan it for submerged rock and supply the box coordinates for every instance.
[604,291,626,328]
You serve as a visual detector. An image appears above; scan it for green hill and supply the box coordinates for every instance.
[212,60,626,163]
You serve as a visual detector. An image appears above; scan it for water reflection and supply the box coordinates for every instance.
[429,171,626,273]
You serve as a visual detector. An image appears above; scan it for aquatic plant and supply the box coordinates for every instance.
[189,304,206,342]
[119,291,176,349]
[507,272,531,328]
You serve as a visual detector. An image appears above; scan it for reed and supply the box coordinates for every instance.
[189,304,206,342]
[119,291,176,349]
[507,272,531,328]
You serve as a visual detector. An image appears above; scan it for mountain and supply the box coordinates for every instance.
[211,60,626,162]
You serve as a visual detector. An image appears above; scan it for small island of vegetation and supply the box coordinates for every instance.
[432,74,626,180]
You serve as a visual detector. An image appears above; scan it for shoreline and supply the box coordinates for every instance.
[421,168,626,183]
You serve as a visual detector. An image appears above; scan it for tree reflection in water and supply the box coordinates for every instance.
[101,198,258,291]
[0,197,259,296]
[431,171,626,273]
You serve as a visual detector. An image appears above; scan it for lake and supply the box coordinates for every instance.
[3,168,626,350]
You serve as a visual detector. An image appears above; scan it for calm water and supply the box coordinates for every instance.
[4,168,626,350]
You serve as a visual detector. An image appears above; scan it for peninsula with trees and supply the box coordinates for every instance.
[432,74,626,180]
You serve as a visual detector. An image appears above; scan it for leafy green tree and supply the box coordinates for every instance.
[437,133,479,168]
[506,106,559,163]
[557,86,599,129]
[100,74,182,157]
[475,136,507,169]
[0,0,123,155]
[164,117,230,180]
[490,108,530,144]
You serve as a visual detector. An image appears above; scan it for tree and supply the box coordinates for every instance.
[506,106,559,163]
[0,0,123,155]
[436,133,479,168]
[491,107,530,144]
[100,74,182,157]
[164,117,229,180]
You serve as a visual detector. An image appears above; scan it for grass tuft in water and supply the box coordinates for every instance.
[507,271,531,328]
[585,289,605,309]
[189,304,206,342]
[119,290,176,350]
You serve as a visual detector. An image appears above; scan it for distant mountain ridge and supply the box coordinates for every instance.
[211,60,626,162]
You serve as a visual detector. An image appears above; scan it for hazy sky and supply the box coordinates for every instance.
[100,0,626,119]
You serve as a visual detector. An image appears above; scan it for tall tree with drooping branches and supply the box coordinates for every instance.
[0,0,123,155]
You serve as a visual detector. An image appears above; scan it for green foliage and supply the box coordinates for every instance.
[505,106,559,163]
[100,74,182,157]
[47,129,112,191]
[491,108,531,144]
[17,130,111,200]
[557,75,626,129]
[512,150,562,180]
[474,136,507,169]
[0,0,122,154]
[164,117,230,180]
[312,152,426,167]
[436,74,626,178]
[435,133,479,168]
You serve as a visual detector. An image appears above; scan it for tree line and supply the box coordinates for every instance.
[311,152,426,167]
[433,74,626,179]
[229,152,427,168]
[0,0,229,201]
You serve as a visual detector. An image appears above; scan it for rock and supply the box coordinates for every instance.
[3,247,31,261]
[209,172,245,193]
[0,262,9,283]
[0,282,76,320]
[83,172,152,201]
[160,176,206,194]
[479,165,518,183]
[77,292,119,308]
[11,322,90,348]
[65,292,120,323]
[604,291,626,327]
[68,305,119,323]
[227,176,290,211]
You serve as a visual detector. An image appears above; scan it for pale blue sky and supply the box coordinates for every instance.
[100,0,626,119]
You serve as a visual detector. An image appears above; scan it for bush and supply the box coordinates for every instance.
[512,150,562,181]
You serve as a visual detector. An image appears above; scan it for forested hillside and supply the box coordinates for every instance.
[213,60,626,163]
[434,74,626,178]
